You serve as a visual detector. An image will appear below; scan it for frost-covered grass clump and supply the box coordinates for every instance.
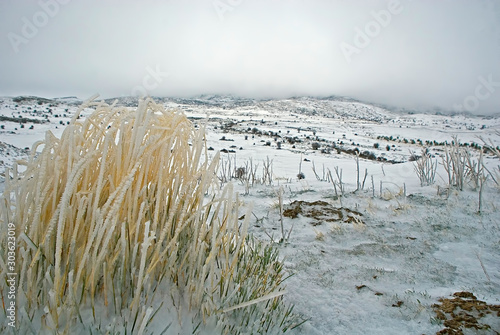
[0,98,299,334]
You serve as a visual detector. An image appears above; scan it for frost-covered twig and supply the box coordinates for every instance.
[413,148,437,186]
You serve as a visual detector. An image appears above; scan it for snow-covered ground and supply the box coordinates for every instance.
[1,95,499,334]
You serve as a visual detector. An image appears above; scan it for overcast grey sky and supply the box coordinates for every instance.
[0,0,499,114]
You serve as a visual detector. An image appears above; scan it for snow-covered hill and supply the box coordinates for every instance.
[1,95,499,334]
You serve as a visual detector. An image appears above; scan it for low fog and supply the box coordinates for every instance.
[0,0,499,114]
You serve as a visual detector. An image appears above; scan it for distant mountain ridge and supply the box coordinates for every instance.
[1,95,498,118]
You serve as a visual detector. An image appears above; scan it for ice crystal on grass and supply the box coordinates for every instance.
[0,97,299,334]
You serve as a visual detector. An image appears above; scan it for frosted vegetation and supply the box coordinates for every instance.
[0,98,301,334]
[0,95,499,334]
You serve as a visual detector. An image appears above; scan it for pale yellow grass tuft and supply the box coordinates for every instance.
[0,98,298,334]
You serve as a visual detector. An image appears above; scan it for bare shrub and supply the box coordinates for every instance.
[480,134,500,188]
[412,148,437,186]
[262,156,273,185]
[442,137,467,190]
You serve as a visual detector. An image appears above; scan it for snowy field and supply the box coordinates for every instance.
[1,95,499,334]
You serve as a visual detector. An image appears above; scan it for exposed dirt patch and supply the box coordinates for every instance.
[283,200,363,226]
[433,291,500,334]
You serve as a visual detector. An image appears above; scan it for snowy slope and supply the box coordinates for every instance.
[1,95,499,334]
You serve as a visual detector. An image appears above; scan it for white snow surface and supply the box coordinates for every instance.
[1,95,499,334]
